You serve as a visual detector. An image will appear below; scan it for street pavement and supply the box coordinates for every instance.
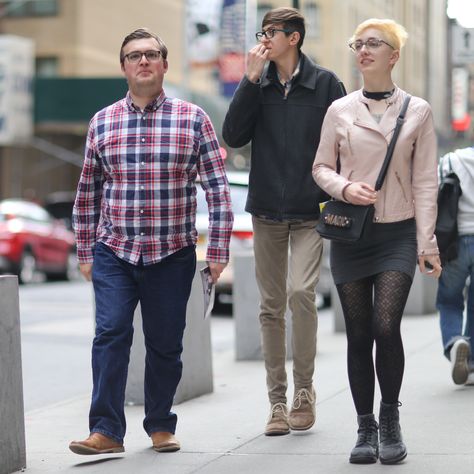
[21,296,474,473]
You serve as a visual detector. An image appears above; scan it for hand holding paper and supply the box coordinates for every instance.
[199,266,215,319]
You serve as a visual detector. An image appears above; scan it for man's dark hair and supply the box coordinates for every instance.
[262,7,305,50]
[120,28,168,63]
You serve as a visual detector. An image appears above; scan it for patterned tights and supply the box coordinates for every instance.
[336,271,412,415]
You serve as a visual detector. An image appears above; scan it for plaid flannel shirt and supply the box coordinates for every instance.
[73,90,233,265]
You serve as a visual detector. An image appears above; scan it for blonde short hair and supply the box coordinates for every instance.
[349,19,408,50]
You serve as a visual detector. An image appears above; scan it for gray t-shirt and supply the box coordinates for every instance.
[439,147,474,235]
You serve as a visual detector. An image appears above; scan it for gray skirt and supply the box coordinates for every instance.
[330,218,417,285]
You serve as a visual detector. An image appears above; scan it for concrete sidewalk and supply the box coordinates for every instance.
[23,310,474,473]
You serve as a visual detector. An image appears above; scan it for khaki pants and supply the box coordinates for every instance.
[252,216,323,405]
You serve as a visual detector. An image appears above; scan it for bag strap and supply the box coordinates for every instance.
[438,152,454,184]
[374,95,411,191]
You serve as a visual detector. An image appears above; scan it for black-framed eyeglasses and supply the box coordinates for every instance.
[349,38,394,52]
[255,28,294,41]
[123,50,162,63]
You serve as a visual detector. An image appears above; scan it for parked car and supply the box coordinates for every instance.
[195,171,332,308]
[0,199,78,283]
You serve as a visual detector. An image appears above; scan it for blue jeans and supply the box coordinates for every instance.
[90,243,196,442]
[436,235,474,362]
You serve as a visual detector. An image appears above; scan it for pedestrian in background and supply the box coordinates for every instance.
[313,19,441,465]
[223,7,345,437]
[70,28,233,455]
[436,146,474,386]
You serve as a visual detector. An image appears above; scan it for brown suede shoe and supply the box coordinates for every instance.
[151,432,181,452]
[69,432,124,455]
[265,402,290,436]
[288,386,316,431]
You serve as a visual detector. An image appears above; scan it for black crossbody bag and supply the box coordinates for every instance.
[316,95,411,243]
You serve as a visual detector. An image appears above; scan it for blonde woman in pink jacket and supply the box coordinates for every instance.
[312,19,441,465]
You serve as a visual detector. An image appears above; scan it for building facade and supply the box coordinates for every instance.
[0,0,450,200]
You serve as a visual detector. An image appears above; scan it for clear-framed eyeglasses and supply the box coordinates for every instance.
[348,38,394,53]
[255,28,293,41]
[123,50,162,63]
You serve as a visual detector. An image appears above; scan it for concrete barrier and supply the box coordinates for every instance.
[0,276,26,474]
[331,284,346,333]
[233,252,293,360]
[404,270,437,315]
[125,263,213,405]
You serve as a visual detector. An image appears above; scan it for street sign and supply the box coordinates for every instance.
[0,36,34,145]
[452,23,474,65]
[451,67,470,131]
[452,67,469,119]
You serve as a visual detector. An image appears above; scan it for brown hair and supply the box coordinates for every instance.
[120,28,168,64]
[262,7,305,50]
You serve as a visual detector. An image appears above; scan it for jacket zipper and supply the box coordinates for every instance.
[347,130,354,156]
[395,171,408,202]
[281,88,288,217]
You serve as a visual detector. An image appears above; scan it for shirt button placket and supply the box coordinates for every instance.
[138,114,147,240]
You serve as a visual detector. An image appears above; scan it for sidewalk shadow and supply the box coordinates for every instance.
[73,456,124,468]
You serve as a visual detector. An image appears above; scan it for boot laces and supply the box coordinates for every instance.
[381,416,398,439]
[380,402,402,440]
[292,388,315,410]
[268,402,288,421]
[358,419,378,443]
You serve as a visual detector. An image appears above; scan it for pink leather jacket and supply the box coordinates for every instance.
[312,87,439,256]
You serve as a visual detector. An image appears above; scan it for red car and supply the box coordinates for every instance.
[0,199,78,283]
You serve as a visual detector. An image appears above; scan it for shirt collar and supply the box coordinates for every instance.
[262,53,318,90]
[276,56,302,87]
[125,89,167,113]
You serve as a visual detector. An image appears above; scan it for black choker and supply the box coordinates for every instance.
[363,89,395,101]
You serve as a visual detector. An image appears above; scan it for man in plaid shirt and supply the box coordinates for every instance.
[69,28,233,455]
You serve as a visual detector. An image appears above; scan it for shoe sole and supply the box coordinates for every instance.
[349,456,378,464]
[380,451,407,465]
[69,443,124,455]
[153,444,181,453]
[264,429,290,436]
[288,419,315,431]
[452,341,470,385]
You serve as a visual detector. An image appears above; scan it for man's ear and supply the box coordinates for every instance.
[163,59,169,72]
[289,31,300,46]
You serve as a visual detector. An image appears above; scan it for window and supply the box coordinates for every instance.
[257,3,272,31]
[3,0,58,17]
[36,57,58,77]
[304,2,320,39]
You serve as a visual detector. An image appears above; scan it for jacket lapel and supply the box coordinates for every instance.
[353,89,400,143]
[261,53,318,90]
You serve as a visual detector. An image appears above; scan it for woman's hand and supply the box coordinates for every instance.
[418,255,442,278]
[344,182,377,205]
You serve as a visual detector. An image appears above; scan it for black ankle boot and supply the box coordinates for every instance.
[349,414,379,464]
[379,401,407,464]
